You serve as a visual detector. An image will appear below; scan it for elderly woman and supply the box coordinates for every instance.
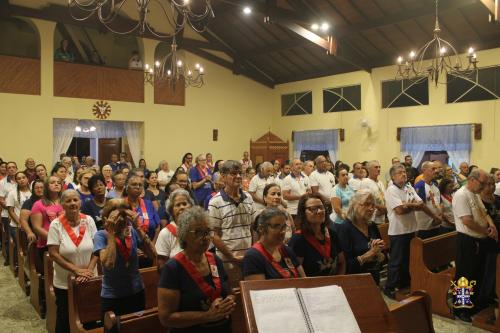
[107,171,126,199]
[47,189,98,333]
[261,183,294,244]
[337,189,385,284]
[158,206,236,333]
[157,160,174,191]
[330,167,355,228]
[101,165,114,190]
[289,193,346,277]
[156,189,195,270]
[243,207,306,280]
[82,174,107,230]
[189,154,213,206]
[93,199,156,320]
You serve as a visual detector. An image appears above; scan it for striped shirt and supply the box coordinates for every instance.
[208,189,255,261]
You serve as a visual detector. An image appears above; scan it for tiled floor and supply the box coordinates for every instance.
[0,262,491,332]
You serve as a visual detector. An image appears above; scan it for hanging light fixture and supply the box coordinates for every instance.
[68,0,214,37]
[144,36,205,88]
[395,0,478,85]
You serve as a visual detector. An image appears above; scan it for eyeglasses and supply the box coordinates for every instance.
[267,223,287,231]
[306,206,325,214]
[228,170,242,177]
[189,229,215,238]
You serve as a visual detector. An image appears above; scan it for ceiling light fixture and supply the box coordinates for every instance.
[311,23,319,31]
[395,0,478,85]
[243,6,252,15]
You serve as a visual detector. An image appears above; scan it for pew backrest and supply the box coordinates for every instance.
[414,232,456,270]
[389,291,435,333]
[377,223,390,251]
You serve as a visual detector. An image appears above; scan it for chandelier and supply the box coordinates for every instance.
[144,37,205,88]
[395,0,478,85]
[68,0,214,37]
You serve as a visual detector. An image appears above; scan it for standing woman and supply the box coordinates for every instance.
[243,207,306,280]
[19,179,45,243]
[101,165,114,190]
[6,171,32,256]
[93,199,156,319]
[82,174,107,230]
[167,170,197,205]
[51,163,69,190]
[206,153,214,172]
[145,171,166,211]
[76,169,94,202]
[261,183,295,244]
[155,189,195,271]
[35,164,48,182]
[158,206,236,332]
[289,193,346,277]
[330,167,355,229]
[180,153,193,174]
[157,161,174,191]
[439,178,456,232]
[47,189,98,333]
[138,159,150,178]
[190,154,213,207]
[107,171,126,199]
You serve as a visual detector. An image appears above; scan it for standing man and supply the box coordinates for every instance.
[404,155,419,185]
[209,160,255,287]
[248,161,275,211]
[349,162,364,192]
[0,161,17,264]
[109,153,120,172]
[240,151,252,170]
[360,160,387,224]
[385,157,401,185]
[452,169,498,322]
[303,160,315,177]
[309,155,335,201]
[24,157,37,183]
[457,162,470,185]
[414,161,443,239]
[282,159,311,223]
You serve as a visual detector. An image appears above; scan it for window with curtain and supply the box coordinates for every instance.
[323,84,361,113]
[293,129,338,162]
[281,91,312,116]
[447,66,500,103]
[382,77,429,108]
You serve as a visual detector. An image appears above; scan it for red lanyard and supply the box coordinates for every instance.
[174,252,222,302]
[115,232,133,265]
[127,198,150,233]
[59,213,87,247]
[166,223,177,237]
[197,166,208,179]
[303,228,331,259]
[253,242,298,279]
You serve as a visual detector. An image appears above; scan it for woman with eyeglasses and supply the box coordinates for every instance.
[289,193,345,277]
[158,206,236,333]
[261,183,294,244]
[190,154,213,207]
[337,190,385,284]
[180,153,193,174]
[243,207,306,280]
[93,199,156,321]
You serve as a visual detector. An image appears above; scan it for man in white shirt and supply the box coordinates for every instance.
[303,160,315,177]
[0,161,18,264]
[248,161,275,211]
[414,161,444,239]
[309,155,335,200]
[282,159,311,219]
[360,160,387,224]
[348,162,364,191]
[452,169,498,322]
[384,157,401,185]
[384,164,429,299]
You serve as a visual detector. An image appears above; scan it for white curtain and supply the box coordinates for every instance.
[403,151,425,168]
[123,122,142,167]
[53,119,79,163]
[448,150,470,171]
[73,120,125,138]
[293,129,339,161]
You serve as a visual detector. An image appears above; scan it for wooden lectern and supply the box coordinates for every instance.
[240,274,400,333]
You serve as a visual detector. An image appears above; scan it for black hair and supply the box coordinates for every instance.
[88,174,106,195]
[51,162,66,176]
[213,160,224,173]
[297,193,329,236]
[181,153,193,165]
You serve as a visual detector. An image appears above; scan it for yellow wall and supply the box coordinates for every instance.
[0,18,275,169]
[272,48,500,171]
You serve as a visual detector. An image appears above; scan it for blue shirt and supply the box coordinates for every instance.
[81,198,105,230]
[242,245,300,279]
[134,199,160,239]
[332,184,355,224]
[77,189,93,202]
[93,228,144,298]
[288,230,342,277]
[159,254,231,333]
[189,167,213,204]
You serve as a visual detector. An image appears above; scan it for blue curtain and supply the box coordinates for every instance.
[400,124,471,169]
[293,129,339,161]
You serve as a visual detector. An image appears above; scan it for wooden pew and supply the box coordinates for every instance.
[9,227,18,276]
[17,228,30,295]
[68,267,159,333]
[409,231,456,318]
[29,242,45,318]
[389,290,435,333]
[472,254,500,333]
[44,252,56,333]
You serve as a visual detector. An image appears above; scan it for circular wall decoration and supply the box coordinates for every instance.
[92,100,111,119]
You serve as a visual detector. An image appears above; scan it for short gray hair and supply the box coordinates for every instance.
[61,189,80,203]
[220,160,242,174]
[259,161,273,173]
[366,160,379,170]
[177,206,209,249]
[253,207,287,235]
[390,163,406,178]
[345,189,374,222]
[166,188,195,218]
[468,169,485,181]
[421,161,433,171]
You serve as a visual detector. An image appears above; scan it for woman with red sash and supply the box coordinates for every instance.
[156,189,195,271]
[242,207,306,280]
[289,193,346,277]
[47,189,98,333]
[93,199,156,324]
[158,206,235,333]
[189,154,213,206]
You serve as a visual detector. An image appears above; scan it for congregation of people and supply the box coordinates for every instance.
[1,150,500,332]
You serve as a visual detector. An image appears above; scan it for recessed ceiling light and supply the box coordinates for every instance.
[311,23,319,31]
[243,6,252,15]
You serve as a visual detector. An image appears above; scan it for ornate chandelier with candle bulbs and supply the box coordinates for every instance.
[395,0,478,86]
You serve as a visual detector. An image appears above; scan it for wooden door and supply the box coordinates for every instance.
[98,138,121,167]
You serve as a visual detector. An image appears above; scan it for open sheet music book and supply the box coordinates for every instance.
[249,285,361,333]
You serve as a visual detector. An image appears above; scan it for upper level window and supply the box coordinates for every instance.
[447,66,500,103]
[323,84,361,112]
[381,77,429,108]
[281,91,312,116]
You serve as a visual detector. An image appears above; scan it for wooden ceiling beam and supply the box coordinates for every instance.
[479,0,500,22]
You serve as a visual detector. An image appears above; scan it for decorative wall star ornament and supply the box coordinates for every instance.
[92,100,111,119]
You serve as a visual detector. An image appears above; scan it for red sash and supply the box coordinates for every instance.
[253,242,298,279]
[127,198,150,233]
[60,213,87,247]
[174,252,222,302]
[166,223,177,237]
[197,166,208,179]
[303,229,331,259]
[115,231,133,265]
